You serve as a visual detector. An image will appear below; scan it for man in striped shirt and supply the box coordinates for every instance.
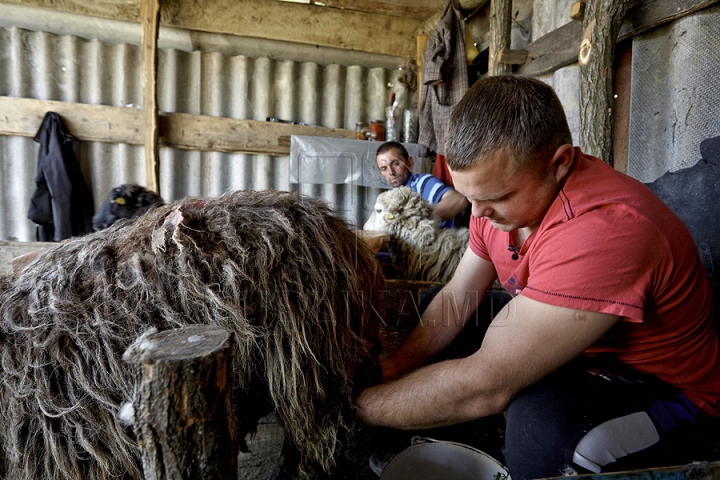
[375,141,469,228]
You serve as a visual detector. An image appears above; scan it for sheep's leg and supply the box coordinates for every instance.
[268,441,303,480]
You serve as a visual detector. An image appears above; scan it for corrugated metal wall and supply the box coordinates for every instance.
[0,9,404,241]
[531,0,720,182]
[627,4,720,184]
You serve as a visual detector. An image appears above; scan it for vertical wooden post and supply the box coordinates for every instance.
[416,33,429,108]
[578,0,631,166]
[141,0,161,195]
[611,40,632,174]
[123,325,241,480]
[488,0,512,76]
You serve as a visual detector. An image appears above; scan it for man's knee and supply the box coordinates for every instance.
[503,382,589,480]
[571,412,660,472]
[503,372,716,479]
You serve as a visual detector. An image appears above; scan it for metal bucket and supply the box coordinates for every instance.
[380,438,510,480]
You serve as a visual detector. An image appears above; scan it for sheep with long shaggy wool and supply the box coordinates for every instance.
[364,186,469,283]
[0,190,383,480]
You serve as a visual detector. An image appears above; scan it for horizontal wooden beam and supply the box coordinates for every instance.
[618,0,717,38]
[516,0,719,76]
[318,0,446,20]
[0,241,56,277]
[277,0,482,26]
[0,0,420,58]
[516,20,582,76]
[0,96,355,156]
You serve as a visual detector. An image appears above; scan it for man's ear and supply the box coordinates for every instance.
[406,156,415,171]
[550,145,575,182]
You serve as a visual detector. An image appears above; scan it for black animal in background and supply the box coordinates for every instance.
[92,184,164,230]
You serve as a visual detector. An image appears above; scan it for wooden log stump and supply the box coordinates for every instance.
[123,325,240,480]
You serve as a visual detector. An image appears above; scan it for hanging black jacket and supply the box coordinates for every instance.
[27,112,94,241]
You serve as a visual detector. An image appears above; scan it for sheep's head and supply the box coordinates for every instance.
[363,186,438,238]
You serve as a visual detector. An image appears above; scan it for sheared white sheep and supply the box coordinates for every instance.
[364,186,469,283]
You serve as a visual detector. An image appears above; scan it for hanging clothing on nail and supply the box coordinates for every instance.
[417,0,468,156]
[27,112,94,242]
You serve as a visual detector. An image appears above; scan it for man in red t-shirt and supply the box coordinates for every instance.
[358,75,720,478]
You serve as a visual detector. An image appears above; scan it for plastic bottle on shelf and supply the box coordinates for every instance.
[385,112,396,142]
[403,109,416,143]
[385,92,397,142]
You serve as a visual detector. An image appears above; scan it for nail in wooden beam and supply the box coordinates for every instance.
[141,0,161,196]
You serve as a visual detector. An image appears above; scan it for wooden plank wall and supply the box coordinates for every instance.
[0,96,355,156]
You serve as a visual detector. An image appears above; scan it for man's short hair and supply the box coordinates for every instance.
[376,141,410,162]
[445,75,572,171]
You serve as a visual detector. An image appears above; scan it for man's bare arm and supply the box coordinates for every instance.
[359,295,620,429]
[381,249,498,382]
[434,189,470,221]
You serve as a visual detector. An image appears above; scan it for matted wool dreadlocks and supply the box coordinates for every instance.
[0,190,384,479]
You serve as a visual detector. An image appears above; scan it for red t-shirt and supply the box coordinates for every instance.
[469,148,720,416]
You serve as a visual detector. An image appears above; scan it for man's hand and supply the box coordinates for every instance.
[358,295,620,429]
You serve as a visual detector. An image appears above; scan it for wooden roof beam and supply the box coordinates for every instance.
[0,0,421,58]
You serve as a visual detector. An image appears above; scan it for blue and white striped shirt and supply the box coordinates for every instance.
[405,173,455,228]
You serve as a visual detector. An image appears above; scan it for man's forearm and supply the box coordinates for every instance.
[359,356,507,429]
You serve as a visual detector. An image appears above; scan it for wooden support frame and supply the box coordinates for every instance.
[611,39,633,174]
[488,0,512,75]
[1,0,420,59]
[570,1,585,21]
[0,96,355,156]
[416,33,429,108]
[319,0,448,20]
[141,0,160,195]
[0,241,56,277]
[578,0,631,166]
[515,0,719,77]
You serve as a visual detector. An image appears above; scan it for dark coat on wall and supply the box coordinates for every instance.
[27,112,94,242]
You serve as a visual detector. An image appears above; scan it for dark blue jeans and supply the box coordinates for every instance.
[504,356,718,479]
